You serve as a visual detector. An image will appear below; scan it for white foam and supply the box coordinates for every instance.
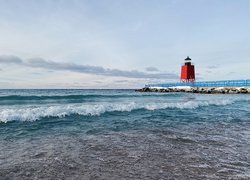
[0,99,235,123]
[0,103,137,123]
[144,99,232,110]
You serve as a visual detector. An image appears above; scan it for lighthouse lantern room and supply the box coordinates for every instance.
[180,56,195,82]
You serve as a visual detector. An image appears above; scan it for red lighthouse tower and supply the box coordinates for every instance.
[180,56,195,82]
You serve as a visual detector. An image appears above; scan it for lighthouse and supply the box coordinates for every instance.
[180,56,195,82]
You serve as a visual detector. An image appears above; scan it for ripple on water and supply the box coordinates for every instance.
[0,129,249,179]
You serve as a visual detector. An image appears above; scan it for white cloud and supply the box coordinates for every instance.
[145,67,159,72]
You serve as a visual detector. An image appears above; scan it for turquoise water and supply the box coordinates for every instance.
[0,89,249,179]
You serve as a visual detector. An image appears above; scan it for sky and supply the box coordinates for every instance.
[0,0,250,89]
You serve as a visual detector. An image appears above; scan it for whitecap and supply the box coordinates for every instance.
[0,98,236,123]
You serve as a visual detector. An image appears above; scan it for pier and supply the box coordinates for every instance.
[140,57,250,93]
[145,79,250,88]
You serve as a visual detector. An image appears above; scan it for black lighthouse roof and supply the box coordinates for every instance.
[185,56,191,61]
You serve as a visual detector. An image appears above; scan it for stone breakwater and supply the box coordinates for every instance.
[136,87,250,94]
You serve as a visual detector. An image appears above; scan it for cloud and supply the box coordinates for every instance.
[31,72,42,75]
[206,65,218,69]
[227,71,236,75]
[0,55,178,79]
[113,80,130,83]
[0,55,23,64]
[145,67,159,72]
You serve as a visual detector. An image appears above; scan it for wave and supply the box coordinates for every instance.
[0,93,181,101]
[0,99,234,123]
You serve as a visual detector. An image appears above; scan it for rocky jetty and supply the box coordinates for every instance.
[135,87,250,94]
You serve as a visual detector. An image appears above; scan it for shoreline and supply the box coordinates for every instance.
[136,86,250,94]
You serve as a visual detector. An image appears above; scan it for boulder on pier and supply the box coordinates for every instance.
[135,86,250,94]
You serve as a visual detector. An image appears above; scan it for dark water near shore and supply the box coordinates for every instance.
[0,89,249,179]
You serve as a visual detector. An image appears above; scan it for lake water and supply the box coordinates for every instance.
[0,89,249,179]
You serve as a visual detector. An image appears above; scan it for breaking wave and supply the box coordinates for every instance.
[0,99,234,123]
